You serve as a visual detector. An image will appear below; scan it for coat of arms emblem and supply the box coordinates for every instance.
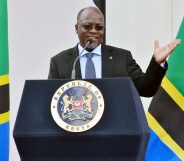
[51,80,104,132]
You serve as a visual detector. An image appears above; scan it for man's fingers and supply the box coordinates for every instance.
[168,39,181,50]
[166,39,181,54]
[154,40,159,50]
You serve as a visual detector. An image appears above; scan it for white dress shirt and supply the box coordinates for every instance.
[78,44,102,79]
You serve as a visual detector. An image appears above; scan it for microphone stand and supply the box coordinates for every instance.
[71,41,91,79]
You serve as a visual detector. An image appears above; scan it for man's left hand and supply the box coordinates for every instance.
[153,39,181,64]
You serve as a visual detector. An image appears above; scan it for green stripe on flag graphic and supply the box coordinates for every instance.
[0,0,9,76]
[166,18,184,96]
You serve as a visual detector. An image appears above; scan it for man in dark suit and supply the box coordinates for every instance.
[48,7,180,97]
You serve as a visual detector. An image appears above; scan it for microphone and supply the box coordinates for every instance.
[71,40,91,79]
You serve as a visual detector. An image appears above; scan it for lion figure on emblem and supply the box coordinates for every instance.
[83,94,93,113]
[62,95,73,114]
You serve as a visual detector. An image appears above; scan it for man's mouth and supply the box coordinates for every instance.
[87,36,99,43]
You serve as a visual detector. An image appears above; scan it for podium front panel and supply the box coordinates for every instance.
[14,78,149,161]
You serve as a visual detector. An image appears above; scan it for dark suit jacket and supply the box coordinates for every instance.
[48,44,167,97]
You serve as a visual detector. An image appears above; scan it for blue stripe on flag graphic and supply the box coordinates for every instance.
[146,128,181,161]
[0,122,9,161]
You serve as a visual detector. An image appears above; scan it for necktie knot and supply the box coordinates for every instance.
[86,53,94,59]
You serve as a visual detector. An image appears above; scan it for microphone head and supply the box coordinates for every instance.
[86,37,101,52]
[87,38,93,45]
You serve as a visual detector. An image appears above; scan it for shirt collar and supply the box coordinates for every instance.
[78,43,102,56]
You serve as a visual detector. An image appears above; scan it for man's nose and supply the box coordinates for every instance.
[89,26,98,32]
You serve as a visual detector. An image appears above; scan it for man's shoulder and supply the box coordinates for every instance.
[52,46,77,59]
[103,44,131,55]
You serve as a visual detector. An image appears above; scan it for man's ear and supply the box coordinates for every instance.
[75,24,78,34]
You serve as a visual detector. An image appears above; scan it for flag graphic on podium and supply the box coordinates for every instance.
[146,18,184,161]
[0,0,9,161]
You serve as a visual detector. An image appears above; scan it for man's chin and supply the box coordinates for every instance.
[86,43,99,52]
[85,47,94,52]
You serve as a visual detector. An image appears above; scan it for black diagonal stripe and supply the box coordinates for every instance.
[149,87,184,149]
[93,0,106,44]
[0,84,9,114]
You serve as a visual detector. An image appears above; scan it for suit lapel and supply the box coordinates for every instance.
[102,45,114,78]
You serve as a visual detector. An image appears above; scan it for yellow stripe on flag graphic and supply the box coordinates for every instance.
[0,111,9,124]
[0,74,9,86]
[147,112,184,160]
[161,77,184,111]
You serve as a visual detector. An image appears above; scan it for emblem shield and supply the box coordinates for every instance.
[51,80,104,132]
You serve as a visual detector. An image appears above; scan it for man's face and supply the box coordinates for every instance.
[75,8,104,52]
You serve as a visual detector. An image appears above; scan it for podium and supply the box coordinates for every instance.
[13,78,149,161]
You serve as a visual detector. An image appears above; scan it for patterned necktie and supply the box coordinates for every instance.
[85,53,96,79]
